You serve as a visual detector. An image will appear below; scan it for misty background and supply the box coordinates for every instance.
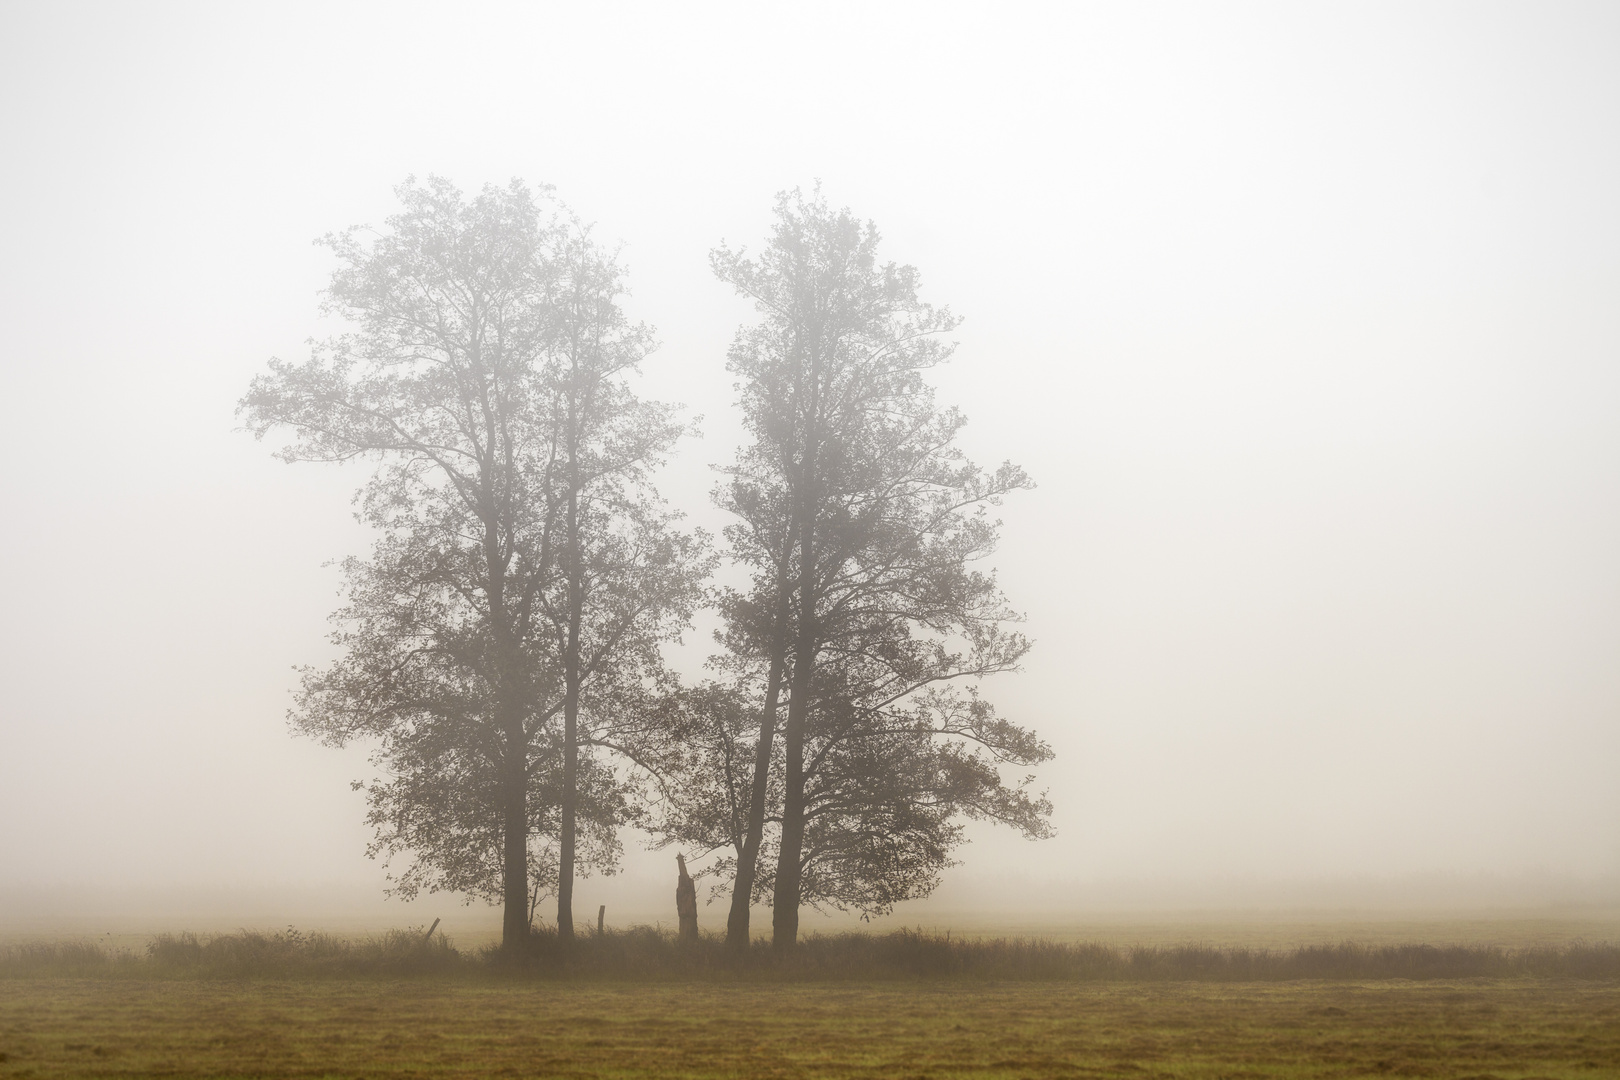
[3,2,1618,935]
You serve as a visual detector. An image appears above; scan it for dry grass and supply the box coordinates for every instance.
[3,929,1616,1077]
[1,977,1617,1078]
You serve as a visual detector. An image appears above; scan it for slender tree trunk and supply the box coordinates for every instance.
[772,468,819,948]
[501,706,529,948]
[725,584,790,950]
[771,574,815,948]
[557,444,583,941]
[487,528,529,951]
[770,672,809,947]
[557,603,580,939]
[771,326,823,951]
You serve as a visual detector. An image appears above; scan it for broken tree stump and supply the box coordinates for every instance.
[675,854,698,944]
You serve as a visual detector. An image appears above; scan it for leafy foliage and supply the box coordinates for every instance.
[659,189,1054,942]
[240,178,706,944]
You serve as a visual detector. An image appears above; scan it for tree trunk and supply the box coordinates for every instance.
[557,469,583,941]
[557,652,579,940]
[772,472,818,949]
[489,637,528,952]
[500,714,529,949]
[483,496,530,953]
[724,613,787,950]
[676,854,699,943]
[772,329,822,951]
[770,619,812,949]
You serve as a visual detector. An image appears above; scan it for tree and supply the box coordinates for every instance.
[529,227,712,938]
[240,177,705,950]
[706,189,1054,947]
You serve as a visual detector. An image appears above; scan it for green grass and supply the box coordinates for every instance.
[2,977,1617,1078]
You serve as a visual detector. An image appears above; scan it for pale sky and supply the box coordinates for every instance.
[2,1,1618,931]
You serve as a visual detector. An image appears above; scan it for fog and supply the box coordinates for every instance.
[3,2,1618,936]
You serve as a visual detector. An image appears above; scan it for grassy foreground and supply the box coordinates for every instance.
[2,931,1617,1077]
[2,977,1618,1078]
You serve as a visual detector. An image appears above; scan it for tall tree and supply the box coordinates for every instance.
[531,228,712,939]
[708,189,1053,947]
[240,177,705,950]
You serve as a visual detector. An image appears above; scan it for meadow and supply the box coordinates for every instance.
[2,928,1618,1078]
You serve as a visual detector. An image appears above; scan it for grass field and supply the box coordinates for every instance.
[3,926,1617,1078]
[3,977,1618,1078]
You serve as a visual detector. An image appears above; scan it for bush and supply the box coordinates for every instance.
[0,926,459,980]
[486,927,1620,982]
[4,927,1617,982]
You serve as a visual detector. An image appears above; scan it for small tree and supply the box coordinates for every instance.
[706,189,1053,947]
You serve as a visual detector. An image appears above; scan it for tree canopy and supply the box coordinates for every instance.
[241,177,707,949]
[244,179,1051,954]
[669,189,1053,947]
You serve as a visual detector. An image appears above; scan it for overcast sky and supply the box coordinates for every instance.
[2,1,1618,930]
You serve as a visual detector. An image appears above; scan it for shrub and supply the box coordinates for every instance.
[4,927,1617,982]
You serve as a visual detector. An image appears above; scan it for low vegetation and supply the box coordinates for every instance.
[5,929,1615,1077]
[2,977,1617,1079]
[4,926,1618,982]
